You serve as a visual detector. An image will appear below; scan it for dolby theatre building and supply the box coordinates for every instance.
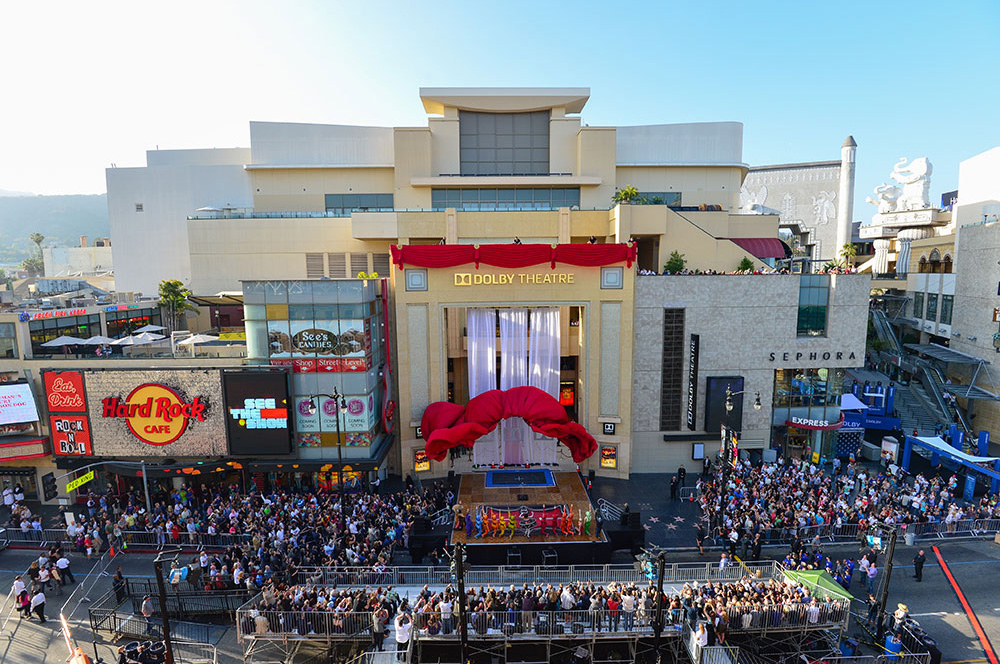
[101,87,870,480]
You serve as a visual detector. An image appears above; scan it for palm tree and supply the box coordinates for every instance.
[839,242,857,264]
[29,232,45,258]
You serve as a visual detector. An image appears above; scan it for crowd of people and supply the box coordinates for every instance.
[637,265,858,277]
[30,476,451,594]
[11,544,77,624]
[697,454,1000,557]
[239,574,848,653]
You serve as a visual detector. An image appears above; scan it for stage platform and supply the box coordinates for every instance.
[450,471,607,564]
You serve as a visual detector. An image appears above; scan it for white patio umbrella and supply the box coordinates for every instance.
[41,335,88,347]
[132,324,167,333]
[111,332,166,346]
[84,335,116,345]
[175,334,220,346]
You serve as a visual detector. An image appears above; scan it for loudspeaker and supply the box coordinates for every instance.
[628,512,641,528]
[414,517,431,533]
[503,623,516,636]
[588,470,595,485]
[448,470,455,486]
[571,622,585,634]
[551,623,565,635]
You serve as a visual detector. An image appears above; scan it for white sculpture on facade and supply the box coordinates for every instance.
[811,190,836,225]
[889,157,933,211]
[865,183,902,214]
[739,184,780,215]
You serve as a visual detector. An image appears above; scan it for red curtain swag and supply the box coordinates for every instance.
[390,243,636,270]
[421,386,598,463]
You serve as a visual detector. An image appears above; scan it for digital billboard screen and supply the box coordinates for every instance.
[0,383,40,425]
[222,371,293,456]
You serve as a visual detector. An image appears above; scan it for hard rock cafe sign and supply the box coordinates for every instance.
[102,383,208,445]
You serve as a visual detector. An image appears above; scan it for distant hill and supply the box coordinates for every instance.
[0,189,34,197]
[0,194,109,265]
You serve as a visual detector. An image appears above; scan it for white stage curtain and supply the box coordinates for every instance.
[529,307,561,465]
[499,308,530,465]
[468,308,500,466]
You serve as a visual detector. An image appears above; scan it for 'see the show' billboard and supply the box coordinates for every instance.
[222,371,293,456]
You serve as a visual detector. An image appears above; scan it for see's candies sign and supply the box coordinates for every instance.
[102,383,208,445]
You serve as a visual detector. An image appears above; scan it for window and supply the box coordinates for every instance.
[925,294,938,322]
[636,192,683,207]
[940,295,953,325]
[135,203,143,212]
[912,292,924,320]
[327,253,347,278]
[459,110,550,175]
[796,275,829,337]
[324,193,393,216]
[659,308,685,430]
[0,323,16,359]
[431,188,579,211]
[350,253,368,277]
[601,267,623,289]
[305,254,325,278]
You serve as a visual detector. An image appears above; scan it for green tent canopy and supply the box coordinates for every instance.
[784,569,856,601]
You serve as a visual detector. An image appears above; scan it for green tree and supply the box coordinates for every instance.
[663,250,686,274]
[737,256,755,272]
[21,256,43,277]
[611,185,643,205]
[158,279,196,331]
[839,242,857,263]
[29,232,45,258]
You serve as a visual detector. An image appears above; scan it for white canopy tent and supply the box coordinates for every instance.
[111,332,167,346]
[132,324,167,333]
[915,436,999,464]
[175,334,220,346]
[41,336,88,347]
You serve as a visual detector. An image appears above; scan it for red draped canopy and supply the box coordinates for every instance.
[421,386,597,463]
[391,243,636,270]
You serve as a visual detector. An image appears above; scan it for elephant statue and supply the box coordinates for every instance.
[866,183,902,215]
[889,157,933,211]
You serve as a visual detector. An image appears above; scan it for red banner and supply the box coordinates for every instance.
[421,386,597,463]
[44,371,87,413]
[391,243,636,270]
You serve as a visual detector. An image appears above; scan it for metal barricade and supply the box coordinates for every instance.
[975,518,1000,534]
[291,561,785,589]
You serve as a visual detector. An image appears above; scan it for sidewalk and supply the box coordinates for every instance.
[592,473,702,549]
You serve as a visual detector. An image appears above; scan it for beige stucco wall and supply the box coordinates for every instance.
[252,167,395,212]
[631,273,871,472]
[577,127,617,208]
[616,166,744,210]
[188,218,393,293]
[949,221,1000,439]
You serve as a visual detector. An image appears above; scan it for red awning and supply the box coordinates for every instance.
[728,238,791,259]
[390,243,636,270]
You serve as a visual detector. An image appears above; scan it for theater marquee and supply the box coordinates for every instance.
[454,273,576,286]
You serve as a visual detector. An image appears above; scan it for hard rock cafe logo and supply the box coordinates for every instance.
[102,383,207,445]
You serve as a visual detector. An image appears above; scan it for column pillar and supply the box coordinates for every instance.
[872,239,891,275]
[894,227,931,277]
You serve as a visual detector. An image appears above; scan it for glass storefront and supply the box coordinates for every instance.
[105,308,162,338]
[772,367,846,461]
[29,315,102,354]
[244,280,386,449]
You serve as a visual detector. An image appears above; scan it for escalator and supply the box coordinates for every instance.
[870,309,903,356]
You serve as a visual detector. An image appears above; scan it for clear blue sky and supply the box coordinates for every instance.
[3,0,998,219]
